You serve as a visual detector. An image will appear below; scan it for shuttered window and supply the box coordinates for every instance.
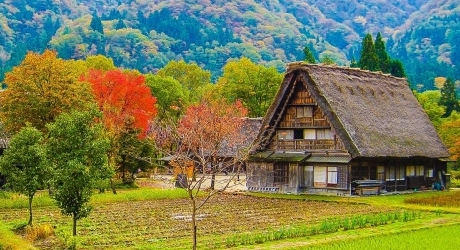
[274,163,289,184]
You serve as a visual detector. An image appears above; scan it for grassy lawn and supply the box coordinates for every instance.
[0,187,459,249]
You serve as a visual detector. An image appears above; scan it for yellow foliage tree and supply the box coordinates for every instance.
[0,50,94,133]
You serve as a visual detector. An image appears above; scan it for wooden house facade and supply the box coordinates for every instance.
[246,63,450,195]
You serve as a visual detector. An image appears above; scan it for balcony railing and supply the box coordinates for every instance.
[279,117,329,128]
[277,139,336,150]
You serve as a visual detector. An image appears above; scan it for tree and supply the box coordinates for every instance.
[0,50,94,133]
[389,59,406,78]
[439,78,459,117]
[358,33,380,71]
[0,125,48,226]
[83,69,157,185]
[85,69,157,137]
[90,14,104,34]
[150,99,249,250]
[303,45,316,63]
[217,57,283,117]
[46,110,111,236]
[116,125,155,184]
[145,74,188,120]
[374,32,390,73]
[85,55,116,71]
[320,54,335,65]
[157,60,212,103]
[350,57,359,68]
[115,18,126,29]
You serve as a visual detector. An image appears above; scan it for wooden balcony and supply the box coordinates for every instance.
[277,139,336,150]
[279,117,329,128]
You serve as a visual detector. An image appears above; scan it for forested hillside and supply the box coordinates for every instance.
[0,0,459,89]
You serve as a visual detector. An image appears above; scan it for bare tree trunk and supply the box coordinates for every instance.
[72,214,77,236]
[110,178,117,194]
[28,195,33,226]
[210,162,216,190]
[191,193,197,250]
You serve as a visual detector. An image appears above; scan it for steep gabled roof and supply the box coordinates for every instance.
[219,117,263,157]
[252,63,449,159]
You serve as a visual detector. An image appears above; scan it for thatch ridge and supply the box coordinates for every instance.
[252,62,449,159]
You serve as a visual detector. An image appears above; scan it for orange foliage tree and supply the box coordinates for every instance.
[0,50,93,133]
[83,69,158,186]
[150,99,249,250]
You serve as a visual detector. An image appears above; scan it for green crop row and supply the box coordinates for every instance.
[302,224,460,250]
[224,210,420,248]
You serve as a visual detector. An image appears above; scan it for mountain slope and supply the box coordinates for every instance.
[0,0,459,89]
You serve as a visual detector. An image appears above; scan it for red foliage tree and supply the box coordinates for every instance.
[84,69,157,137]
[151,99,249,250]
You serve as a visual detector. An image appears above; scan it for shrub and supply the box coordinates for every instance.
[25,224,54,241]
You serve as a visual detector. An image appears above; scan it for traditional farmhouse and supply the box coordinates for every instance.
[246,63,450,195]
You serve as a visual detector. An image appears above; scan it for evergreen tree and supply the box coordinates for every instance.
[115,18,126,29]
[439,78,459,117]
[321,54,335,65]
[374,32,390,73]
[350,57,358,68]
[303,45,315,63]
[389,59,406,78]
[90,14,104,34]
[358,33,380,71]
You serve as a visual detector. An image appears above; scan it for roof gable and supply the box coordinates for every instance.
[252,63,449,159]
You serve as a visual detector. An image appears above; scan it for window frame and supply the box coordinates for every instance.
[274,163,289,184]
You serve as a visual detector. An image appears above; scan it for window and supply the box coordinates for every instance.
[304,129,316,139]
[294,129,303,139]
[317,129,333,139]
[296,106,313,118]
[278,130,293,140]
[377,166,385,180]
[274,163,289,183]
[327,167,338,186]
[314,166,338,188]
[406,166,415,176]
[426,168,434,177]
[416,166,424,176]
[396,166,404,180]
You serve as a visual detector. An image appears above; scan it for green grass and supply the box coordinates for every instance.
[1,189,460,249]
[298,224,460,250]
[0,188,192,209]
[248,190,460,213]
[0,223,36,250]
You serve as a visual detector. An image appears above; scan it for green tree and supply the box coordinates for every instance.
[303,45,316,64]
[157,60,212,103]
[115,19,126,29]
[85,55,116,71]
[389,59,406,78]
[358,33,380,71]
[145,74,188,120]
[217,57,283,117]
[439,78,459,117]
[116,126,154,184]
[415,90,445,128]
[47,111,111,236]
[350,57,359,68]
[320,54,335,65]
[90,14,104,34]
[0,125,49,226]
[374,32,390,73]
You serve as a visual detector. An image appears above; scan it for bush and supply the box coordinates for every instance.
[25,224,54,241]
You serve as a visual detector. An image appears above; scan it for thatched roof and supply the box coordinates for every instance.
[219,117,263,157]
[252,63,449,159]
